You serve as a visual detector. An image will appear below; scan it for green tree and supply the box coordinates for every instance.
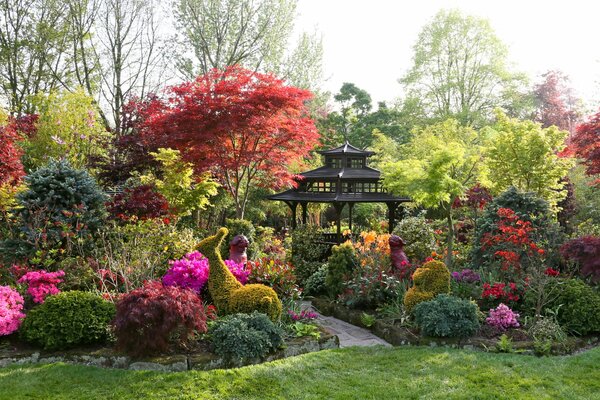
[140,148,219,217]
[24,87,110,170]
[400,9,526,126]
[483,109,574,209]
[381,119,488,266]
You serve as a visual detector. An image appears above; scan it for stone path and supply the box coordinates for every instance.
[303,302,391,348]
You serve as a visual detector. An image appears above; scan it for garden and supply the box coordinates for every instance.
[1,1,600,399]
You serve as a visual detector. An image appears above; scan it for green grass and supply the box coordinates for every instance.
[1,346,599,400]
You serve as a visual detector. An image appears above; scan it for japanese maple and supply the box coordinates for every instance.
[0,115,36,186]
[569,110,600,184]
[141,66,319,218]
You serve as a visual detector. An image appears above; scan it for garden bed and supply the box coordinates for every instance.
[311,297,600,355]
[0,329,339,372]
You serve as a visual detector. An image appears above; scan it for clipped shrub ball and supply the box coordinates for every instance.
[404,260,450,313]
[326,242,357,297]
[113,280,208,357]
[209,312,283,363]
[20,291,115,350]
[414,294,480,338]
[542,278,600,335]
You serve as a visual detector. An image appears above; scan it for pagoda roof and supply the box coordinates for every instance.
[267,190,410,204]
[317,142,374,156]
[299,166,381,180]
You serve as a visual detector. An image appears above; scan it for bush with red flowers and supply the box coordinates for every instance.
[106,185,171,222]
[113,280,209,356]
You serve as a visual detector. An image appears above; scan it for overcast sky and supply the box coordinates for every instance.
[295,0,600,110]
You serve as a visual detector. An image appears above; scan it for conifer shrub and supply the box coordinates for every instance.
[20,291,115,350]
[414,294,480,338]
[113,280,209,356]
[404,260,450,313]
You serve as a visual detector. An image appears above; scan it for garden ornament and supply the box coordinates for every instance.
[389,235,409,271]
[229,234,249,265]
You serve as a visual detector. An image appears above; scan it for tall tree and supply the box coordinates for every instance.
[533,70,582,133]
[141,66,319,219]
[173,0,323,91]
[484,109,574,208]
[0,0,70,115]
[381,119,488,266]
[569,110,600,185]
[400,9,526,126]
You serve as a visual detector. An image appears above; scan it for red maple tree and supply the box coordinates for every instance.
[533,70,581,133]
[570,110,600,184]
[0,115,37,186]
[142,66,319,218]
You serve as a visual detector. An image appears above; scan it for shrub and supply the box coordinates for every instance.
[486,303,520,332]
[393,212,438,263]
[339,266,404,309]
[303,265,328,296]
[20,291,115,350]
[209,312,283,362]
[326,242,357,297]
[471,187,564,271]
[18,270,64,304]
[228,284,283,321]
[413,294,480,338]
[291,225,329,284]
[248,258,300,300]
[0,286,25,336]
[106,185,171,222]
[528,316,567,344]
[1,159,107,266]
[404,260,450,312]
[542,278,600,335]
[113,281,208,356]
[560,236,600,283]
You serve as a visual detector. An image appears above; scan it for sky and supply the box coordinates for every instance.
[294,0,600,110]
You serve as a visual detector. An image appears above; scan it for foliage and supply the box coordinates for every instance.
[404,260,451,313]
[140,66,319,218]
[413,294,480,338]
[568,109,600,184]
[248,258,300,301]
[339,265,405,310]
[528,316,567,356]
[494,334,514,353]
[290,321,321,339]
[25,88,110,170]
[140,148,218,217]
[94,220,198,297]
[198,228,282,321]
[486,303,520,332]
[451,269,482,300]
[0,115,29,186]
[209,312,283,363]
[393,212,438,263]
[303,265,328,296]
[382,119,488,266]
[1,159,107,266]
[360,313,376,328]
[291,224,328,284]
[106,185,171,222]
[400,9,526,125]
[471,187,565,271]
[542,278,600,335]
[483,109,573,208]
[20,291,115,350]
[0,285,25,336]
[326,242,357,297]
[533,70,581,132]
[18,270,64,304]
[113,281,209,357]
[560,236,600,283]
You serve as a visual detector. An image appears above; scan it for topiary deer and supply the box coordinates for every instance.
[197,227,282,321]
[404,260,450,313]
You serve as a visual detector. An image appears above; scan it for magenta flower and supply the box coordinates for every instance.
[18,270,65,304]
[486,303,520,332]
[0,286,25,336]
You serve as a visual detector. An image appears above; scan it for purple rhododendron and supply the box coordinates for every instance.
[451,269,481,283]
[486,303,520,332]
[163,251,248,292]
[0,286,25,336]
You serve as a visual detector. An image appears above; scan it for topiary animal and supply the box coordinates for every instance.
[197,228,282,321]
[404,260,450,313]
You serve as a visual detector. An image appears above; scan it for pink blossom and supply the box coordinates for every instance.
[486,303,520,332]
[0,286,25,336]
[18,270,65,304]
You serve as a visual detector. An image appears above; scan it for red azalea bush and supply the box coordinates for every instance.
[113,280,209,356]
[560,236,600,283]
[480,281,526,310]
[106,185,171,222]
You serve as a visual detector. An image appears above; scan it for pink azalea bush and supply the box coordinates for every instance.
[18,270,65,304]
[486,303,520,332]
[163,251,248,292]
[0,286,26,336]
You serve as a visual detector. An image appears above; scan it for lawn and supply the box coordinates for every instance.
[1,345,599,400]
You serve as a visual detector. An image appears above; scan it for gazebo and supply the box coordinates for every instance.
[268,142,410,243]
